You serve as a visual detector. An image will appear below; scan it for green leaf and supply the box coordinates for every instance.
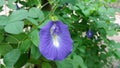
[14,53,28,68]
[107,30,118,36]
[73,55,87,68]
[0,0,5,7]
[111,0,117,2]
[56,59,73,68]
[5,35,19,44]
[113,43,120,49]
[98,6,107,15]
[31,44,41,59]
[60,0,77,4]
[7,0,17,9]
[0,33,4,43]
[11,33,27,41]
[0,44,13,56]
[77,2,85,10]
[97,21,108,30]
[20,39,31,53]
[78,46,86,54]
[28,7,44,22]
[98,28,107,37]
[38,19,50,28]
[42,62,52,68]
[33,0,41,7]
[28,7,42,18]
[107,8,115,16]
[0,64,5,68]
[9,10,28,21]
[29,29,39,47]
[7,3,16,10]
[5,33,27,44]
[0,16,9,25]
[114,50,120,59]
[4,21,24,34]
[8,0,17,3]
[3,49,21,68]
[26,17,38,25]
[83,10,90,16]
[0,25,4,30]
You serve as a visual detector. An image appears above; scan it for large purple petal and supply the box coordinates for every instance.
[40,21,57,60]
[55,21,73,60]
[39,20,73,60]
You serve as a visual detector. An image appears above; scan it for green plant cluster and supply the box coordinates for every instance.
[0,0,120,68]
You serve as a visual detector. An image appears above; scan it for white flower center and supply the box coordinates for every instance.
[50,24,56,34]
[52,34,59,48]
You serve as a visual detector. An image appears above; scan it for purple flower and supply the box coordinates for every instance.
[86,30,94,38]
[39,20,73,60]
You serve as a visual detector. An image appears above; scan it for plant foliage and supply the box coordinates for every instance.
[0,0,120,68]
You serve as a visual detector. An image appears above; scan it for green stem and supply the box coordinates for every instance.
[39,1,58,25]
[37,0,41,8]
[30,1,58,33]
[27,1,59,38]
[40,2,49,9]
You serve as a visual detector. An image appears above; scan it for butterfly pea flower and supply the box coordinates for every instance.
[39,20,73,60]
[86,30,94,38]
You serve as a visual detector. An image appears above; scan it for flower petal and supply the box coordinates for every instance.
[55,21,73,60]
[40,21,57,60]
[39,20,73,60]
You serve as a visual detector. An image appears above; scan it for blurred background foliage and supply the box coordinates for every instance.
[0,0,120,68]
